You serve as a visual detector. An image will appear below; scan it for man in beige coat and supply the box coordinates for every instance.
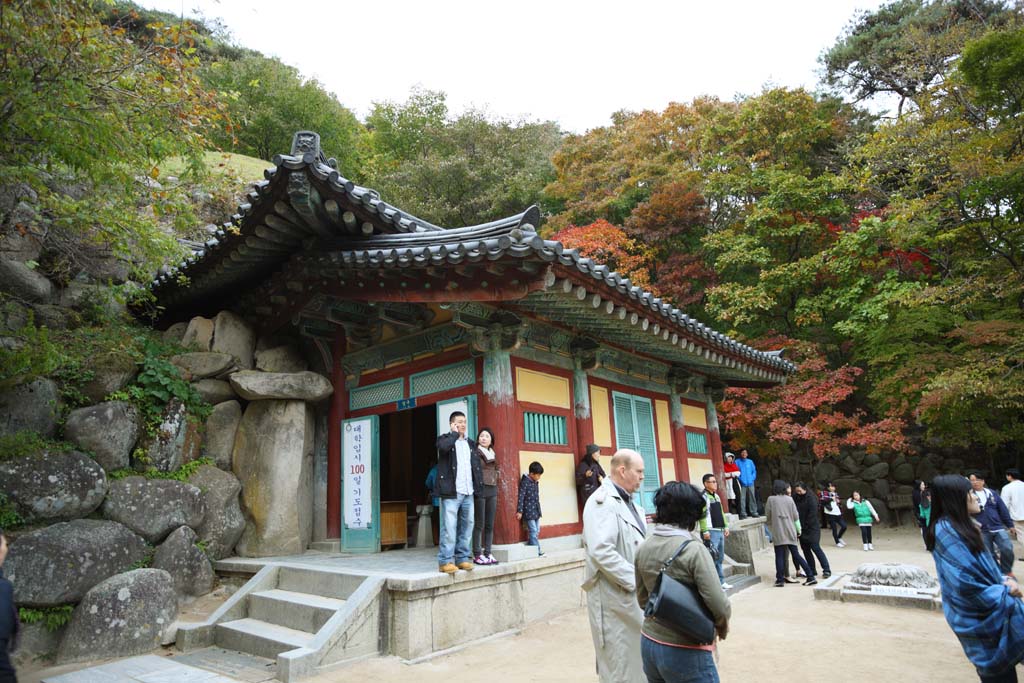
[582,449,647,683]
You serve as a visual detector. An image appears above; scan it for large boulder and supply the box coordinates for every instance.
[0,377,59,437]
[0,258,52,302]
[162,321,188,345]
[814,461,840,485]
[170,352,235,380]
[917,459,940,483]
[57,569,177,663]
[136,398,200,472]
[862,452,882,468]
[834,478,869,499]
[0,450,106,522]
[192,378,236,405]
[893,461,916,484]
[872,478,891,500]
[229,370,333,402]
[202,400,241,470]
[101,477,206,544]
[181,316,214,351]
[4,519,148,607]
[187,465,245,560]
[63,400,140,472]
[152,526,215,597]
[1,196,43,263]
[212,311,255,370]
[839,455,859,474]
[255,345,307,373]
[860,462,890,482]
[78,353,138,404]
[233,400,314,556]
[867,497,890,525]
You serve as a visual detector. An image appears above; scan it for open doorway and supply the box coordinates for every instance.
[379,404,438,547]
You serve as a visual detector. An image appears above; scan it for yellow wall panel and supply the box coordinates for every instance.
[682,404,707,429]
[660,457,677,485]
[590,385,612,448]
[518,450,579,526]
[516,368,571,409]
[687,458,713,486]
[655,399,672,452]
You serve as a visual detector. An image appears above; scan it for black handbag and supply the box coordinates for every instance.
[643,539,717,644]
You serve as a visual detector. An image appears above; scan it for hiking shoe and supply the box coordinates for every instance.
[439,563,457,574]
[457,561,474,571]
[804,578,818,586]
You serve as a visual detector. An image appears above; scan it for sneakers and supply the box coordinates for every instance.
[795,570,807,578]
[803,578,818,586]
[774,580,785,587]
[784,577,799,584]
[439,563,457,574]
[864,543,869,551]
[721,581,733,590]
[487,554,499,565]
[456,561,474,571]
[868,543,875,551]
[822,571,832,579]
[473,555,488,565]
[837,540,846,548]
[538,551,546,557]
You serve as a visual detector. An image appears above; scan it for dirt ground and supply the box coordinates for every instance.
[308,526,987,683]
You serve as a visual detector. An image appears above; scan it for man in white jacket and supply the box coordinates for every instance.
[582,449,647,683]
[1002,469,1024,557]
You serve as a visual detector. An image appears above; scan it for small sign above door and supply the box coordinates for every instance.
[396,397,417,411]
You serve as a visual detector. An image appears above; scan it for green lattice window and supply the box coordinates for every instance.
[686,431,708,454]
[410,361,475,398]
[524,412,568,446]
[349,378,404,411]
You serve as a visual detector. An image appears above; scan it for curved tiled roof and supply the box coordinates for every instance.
[149,131,796,381]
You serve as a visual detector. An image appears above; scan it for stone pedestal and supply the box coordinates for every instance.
[723,515,768,567]
[413,505,434,548]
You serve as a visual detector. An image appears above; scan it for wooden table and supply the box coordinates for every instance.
[381,500,409,548]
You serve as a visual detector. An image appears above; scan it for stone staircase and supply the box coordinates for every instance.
[177,564,385,681]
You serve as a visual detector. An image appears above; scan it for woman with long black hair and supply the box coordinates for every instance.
[928,474,1024,682]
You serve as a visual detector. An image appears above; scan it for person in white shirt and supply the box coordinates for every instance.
[1002,468,1024,557]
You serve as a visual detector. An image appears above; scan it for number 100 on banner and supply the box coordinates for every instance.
[343,418,373,529]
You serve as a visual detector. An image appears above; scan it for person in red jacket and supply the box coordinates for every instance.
[722,452,741,506]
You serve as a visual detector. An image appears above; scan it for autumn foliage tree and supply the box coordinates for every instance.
[550,220,654,290]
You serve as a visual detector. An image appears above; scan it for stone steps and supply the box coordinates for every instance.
[248,588,345,633]
[276,565,360,600]
[216,617,314,660]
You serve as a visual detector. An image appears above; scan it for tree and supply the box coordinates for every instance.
[550,220,653,289]
[821,0,1014,116]
[363,90,562,227]
[201,55,366,168]
[0,0,228,276]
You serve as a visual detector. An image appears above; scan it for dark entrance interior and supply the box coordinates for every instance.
[379,404,438,547]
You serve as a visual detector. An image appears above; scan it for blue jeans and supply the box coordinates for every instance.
[641,635,719,683]
[438,493,474,565]
[707,529,725,583]
[982,528,1015,575]
[525,518,542,554]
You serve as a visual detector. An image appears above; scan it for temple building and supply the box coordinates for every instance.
[150,131,795,556]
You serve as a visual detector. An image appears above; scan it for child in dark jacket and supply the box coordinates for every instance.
[516,461,544,556]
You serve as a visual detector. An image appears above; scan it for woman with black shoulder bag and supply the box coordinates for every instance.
[634,482,731,683]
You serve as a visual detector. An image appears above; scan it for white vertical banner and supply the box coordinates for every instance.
[343,418,373,529]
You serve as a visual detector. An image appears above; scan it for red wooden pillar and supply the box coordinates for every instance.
[478,348,521,546]
[326,327,347,540]
[670,390,691,485]
[705,393,727,512]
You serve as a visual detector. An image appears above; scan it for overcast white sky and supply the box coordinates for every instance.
[137,0,885,133]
